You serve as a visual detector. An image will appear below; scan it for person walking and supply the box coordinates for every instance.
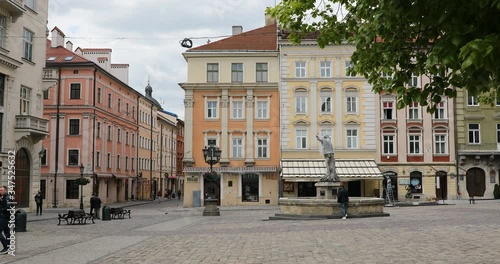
[177,189,181,200]
[90,194,102,219]
[34,191,43,216]
[337,182,349,220]
[0,186,11,254]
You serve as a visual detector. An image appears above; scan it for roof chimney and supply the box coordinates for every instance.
[50,27,65,48]
[232,25,243,35]
[65,41,73,51]
[265,13,276,26]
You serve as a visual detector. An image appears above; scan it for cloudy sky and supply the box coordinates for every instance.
[47,0,277,119]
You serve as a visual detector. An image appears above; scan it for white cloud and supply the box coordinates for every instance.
[48,0,276,119]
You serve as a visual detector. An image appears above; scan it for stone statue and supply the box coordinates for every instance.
[316,134,339,182]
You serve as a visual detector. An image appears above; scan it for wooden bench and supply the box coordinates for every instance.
[58,210,95,225]
[110,207,131,219]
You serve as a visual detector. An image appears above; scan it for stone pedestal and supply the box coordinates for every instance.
[203,198,220,216]
[315,181,341,200]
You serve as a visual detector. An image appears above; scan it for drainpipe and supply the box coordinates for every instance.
[92,68,97,196]
[150,104,153,200]
[53,66,61,208]
[160,122,163,197]
[454,96,460,199]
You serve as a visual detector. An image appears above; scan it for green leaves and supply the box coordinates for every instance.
[268,0,500,112]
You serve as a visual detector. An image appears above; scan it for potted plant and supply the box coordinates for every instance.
[75,178,91,186]
[203,171,219,182]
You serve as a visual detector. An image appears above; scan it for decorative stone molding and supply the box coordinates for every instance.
[184,98,194,108]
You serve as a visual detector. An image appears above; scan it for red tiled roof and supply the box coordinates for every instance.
[189,24,277,51]
[46,39,90,63]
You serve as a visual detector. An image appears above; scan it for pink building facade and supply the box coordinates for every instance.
[41,27,139,208]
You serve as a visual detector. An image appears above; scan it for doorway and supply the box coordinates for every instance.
[466,167,486,197]
[435,171,448,200]
[204,175,220,205]
[383,171,398,201]
[15,148,30,208]
[347,180,361,197]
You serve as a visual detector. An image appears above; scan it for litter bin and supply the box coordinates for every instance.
[15,209,27,232]
[102,206,111,221]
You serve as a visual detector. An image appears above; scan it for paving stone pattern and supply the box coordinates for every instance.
[2,200,500,264]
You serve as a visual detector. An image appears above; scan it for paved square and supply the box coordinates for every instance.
[2,200,500,263]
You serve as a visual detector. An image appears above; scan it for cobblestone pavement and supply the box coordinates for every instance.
[2,200,500,264]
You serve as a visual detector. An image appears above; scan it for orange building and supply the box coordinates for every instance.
[42,27,139,207]
[180,22,280,206]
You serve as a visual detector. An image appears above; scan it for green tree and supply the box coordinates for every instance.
[267,0,500,110]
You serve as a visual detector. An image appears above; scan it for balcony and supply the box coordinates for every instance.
[43,68,58,90]
[0,0,26,21]
[457,143,500,155]
[15,115,49,143]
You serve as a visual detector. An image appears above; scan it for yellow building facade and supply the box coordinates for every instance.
[278,40,383,197]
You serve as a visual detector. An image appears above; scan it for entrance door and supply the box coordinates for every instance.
[435,171,448,200]
[347,180,361,197]
[125,180,129,201]
[204,176,220,205]
[15,148,30,208]
[466,167,486,197]
[383,171,398,201]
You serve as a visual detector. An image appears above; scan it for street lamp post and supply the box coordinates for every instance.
[202,145,221,216]
[79,163,84,210]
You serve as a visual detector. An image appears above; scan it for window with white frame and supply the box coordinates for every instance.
[408,134,421,154]
[207,63,219,83]
[125,156,128,170]
[468,123,480,144]
[41,148,47,166]
[207,138,217,147]
[126,132,129,145]
[382,101,395,120]
[0,16,6,48]
[23,29,34,61]
[409,72,419,87]
[206,100,218,119]
[320,128,333,145]
[108,93,112,108]
[117,128,121,142]
[69,119,80,135]
[467,95,479,106]
[295,90,307,114]
[382,134,395,154]
[320,96,332,113]
[434,101,447,119]
[231,100,244,119]
[346,129,358,149]
[117,99,121,112]
[231,63,243,83]
[296,129,307,149]
[346,96,357,113]
[20,86,31,115]
[434,133,448,154]
[256,138,268,158]
[131,157,135,170]
[408,102,420,119]
[70,83,81,99]
[497,124,500,144]
[256,100,269,119]
[107,125,111,141]
[231,138,243,158]
[345,61,355,77]
[96,152,100,167]
[256,63,268,82]
[320,61,332,78]
[132,134,135,146]
[295,61,306,78]
[107,153,111,168]
[68,149,79,166]
[117,155,121,169]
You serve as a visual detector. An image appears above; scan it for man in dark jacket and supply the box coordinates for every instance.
[89,194,102,219]
[337,183,349,220]
[34,191,43,216]
[0,186,11,254]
